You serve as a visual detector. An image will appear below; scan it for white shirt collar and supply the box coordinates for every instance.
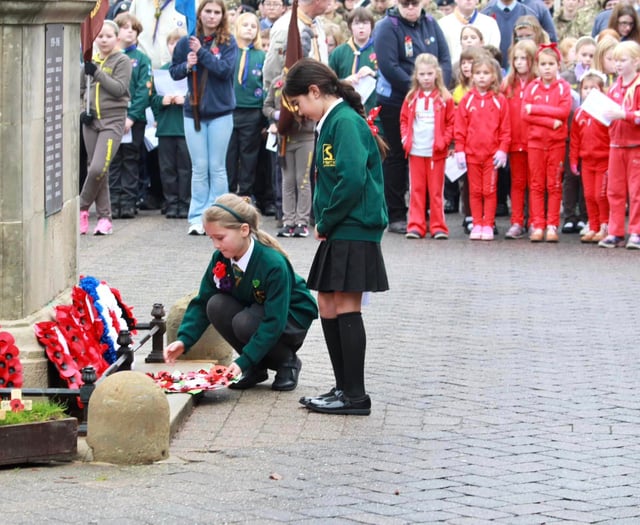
[315,97,344,135]
[232,237,254,272]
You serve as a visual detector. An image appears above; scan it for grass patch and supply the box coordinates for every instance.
[0,400,68,426]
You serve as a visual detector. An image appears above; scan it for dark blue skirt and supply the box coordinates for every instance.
[307,239,389,293]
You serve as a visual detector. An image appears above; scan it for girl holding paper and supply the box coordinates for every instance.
[599,41,640,249]
[569,71,611,244]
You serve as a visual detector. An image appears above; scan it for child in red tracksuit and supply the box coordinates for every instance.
[599,40,640,249]
[454,53,510,241]
[400,53,455,240]
[501,40,537,240]
[522,44,572,243]
[569,71,611,244]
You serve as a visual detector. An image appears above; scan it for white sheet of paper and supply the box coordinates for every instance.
[265,132,278,152]
[144,126,158,151]
[354,75,376,104]
[121,129,132,144]
[153,69,188,97]
[580,89,621,127]
[445,155,466,182]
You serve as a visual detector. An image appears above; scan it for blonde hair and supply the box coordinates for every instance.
[406,53,451,101]
[612,40,640,107]
[502,39,537,98]
[594,35,619,75]
[234,12,263,50]
[472,53,502,93]
[512,15,549,47]
[204,194,288,258]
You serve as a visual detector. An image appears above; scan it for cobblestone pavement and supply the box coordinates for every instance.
[4,210,640,524]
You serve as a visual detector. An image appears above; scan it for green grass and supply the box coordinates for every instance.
[0,400,68,427]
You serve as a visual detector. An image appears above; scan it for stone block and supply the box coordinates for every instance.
[86,371,170,464]
[166,293,233,364]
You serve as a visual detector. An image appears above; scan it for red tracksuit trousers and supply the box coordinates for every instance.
[581,158,609,231]
[407,156,448,237]
[528,146,564,230]
[607,147,640,237]
[509,151,529,227]
[467,157,497,228]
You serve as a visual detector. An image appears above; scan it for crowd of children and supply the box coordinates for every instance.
[81,0,640,250]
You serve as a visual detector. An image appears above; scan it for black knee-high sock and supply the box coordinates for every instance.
[321,317,343,391]
[337,312,366,399]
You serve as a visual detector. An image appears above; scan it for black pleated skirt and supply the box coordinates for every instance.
[307,239,389,293]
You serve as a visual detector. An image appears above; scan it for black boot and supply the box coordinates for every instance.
[272,354,301,391]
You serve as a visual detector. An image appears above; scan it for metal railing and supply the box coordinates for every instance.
[0,303,166,435]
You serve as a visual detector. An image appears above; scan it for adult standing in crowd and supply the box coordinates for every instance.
[260,0,288,29]
[129,0,188,68]
[263,0,331,91]
[373,0,452,233]
[438,0,501,63]
[170,0,238,235]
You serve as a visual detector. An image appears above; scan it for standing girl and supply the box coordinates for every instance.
[522,43,573,242]
[448,47,479,231]
[454,54,511,241]
[282,58,389,415]
[226,12,266,201]
[80,20,132,236]
[400,53,455,239]
[599,41,640,249]
[569,71,611,244]
[164,194,318,391]
[170,0,238,235]
[460,25,484,52]
[501,40,537,239]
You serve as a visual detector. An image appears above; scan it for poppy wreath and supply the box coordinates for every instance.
[0,328,23,389]
[147,365,236,393]
[34,276,137,397]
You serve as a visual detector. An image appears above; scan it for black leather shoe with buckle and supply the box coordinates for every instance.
[306,392,371,415]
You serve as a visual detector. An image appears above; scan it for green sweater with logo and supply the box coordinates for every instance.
[314,101,388,242]
[233,47,266,109]
[177,240,318,371]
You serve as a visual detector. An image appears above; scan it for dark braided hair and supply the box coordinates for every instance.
[282,58,388,158]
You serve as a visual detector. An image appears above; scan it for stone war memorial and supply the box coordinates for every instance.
[0,0,97,387]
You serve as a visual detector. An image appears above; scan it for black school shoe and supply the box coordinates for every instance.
[271,357,302,391]
[306,391,371,416]
[228,367,268,390]
[299,387,340,407]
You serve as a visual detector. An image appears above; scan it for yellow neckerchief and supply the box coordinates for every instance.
[297,10,320,60]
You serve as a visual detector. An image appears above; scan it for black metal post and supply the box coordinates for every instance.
[144,303,166,363]
[78,366,97,436]
[116,330,134,371]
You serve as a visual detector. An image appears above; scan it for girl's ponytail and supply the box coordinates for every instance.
[283,58,389,159]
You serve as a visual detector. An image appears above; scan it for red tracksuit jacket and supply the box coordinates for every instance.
[454,88,511,161]
[400,89,455,160]
[608,73,640,147]
[521,77,572,148]
[569,107,610,166]
[501,78,530,153]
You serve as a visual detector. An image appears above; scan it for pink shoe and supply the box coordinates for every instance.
[481,225,494,240]
[469,225,483,240]
[94,217,112,236]
[79,210,89,235]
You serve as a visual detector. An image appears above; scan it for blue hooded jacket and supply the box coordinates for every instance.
[170,34,238,120]
[373,7,452,108]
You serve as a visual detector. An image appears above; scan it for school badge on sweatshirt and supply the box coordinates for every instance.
[322,144,335,167]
